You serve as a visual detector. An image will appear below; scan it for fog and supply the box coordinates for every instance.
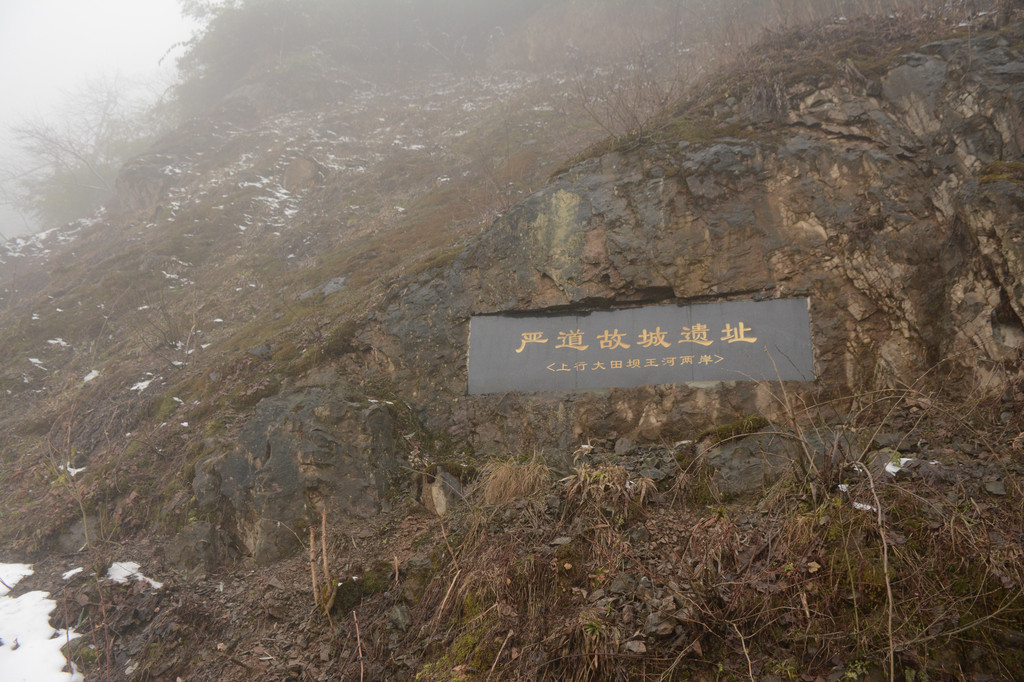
[0,0,991,241]
[0,0,194,239]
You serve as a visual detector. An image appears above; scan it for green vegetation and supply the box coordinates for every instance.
[331,565,392,613]
[698,414,772,445]
[979,160,1024,185]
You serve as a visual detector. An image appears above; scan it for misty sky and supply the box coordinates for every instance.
[0,0,194,124]
[0,0,196,238]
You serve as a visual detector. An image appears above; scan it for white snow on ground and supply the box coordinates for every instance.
[61,568,83,580]
[130,377,158,392]
[885,457,914,475]
[82,370,99,383]
[106,562,163,590]
[0,564,33,590]
[59,464,86,478]
[0,563,83,682]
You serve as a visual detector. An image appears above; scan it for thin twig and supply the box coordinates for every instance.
[97,580,112,682]
[320,508,330,581]
[439,517,460,571]
[353,611,364,682]
[732,621,755,681]
[61,583,74,675]
[863,465,895,682]
[433,570,462,626]
[309,526,320,608]
[487,629,514,681]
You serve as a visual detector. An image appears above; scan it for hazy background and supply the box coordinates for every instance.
[0,0,195,239]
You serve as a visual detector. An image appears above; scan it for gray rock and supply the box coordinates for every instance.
[614,438,636,456]
[300,276,347,300]
[388,605,412,631]
[55,514,98,554]
[192,384,403,565]
[640,467,666,482]
[872,432,915,451]
[643,611,676,637]
[247,343,274,360]
[629,525,650,543]
[373,26,1024,461]
[165,522,235,578]
[985,479,1007,496]
[702,432,798,498]
[608,573,635,595]
[624,640,647,654]
[421,467,464,516]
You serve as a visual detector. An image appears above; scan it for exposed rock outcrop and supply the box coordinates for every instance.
[192,378,405,564]
[377,25,1024,451]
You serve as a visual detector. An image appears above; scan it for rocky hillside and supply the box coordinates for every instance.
[2,2,1024,680]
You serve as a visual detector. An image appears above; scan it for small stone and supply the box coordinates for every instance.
[985,480,1007,496]
[624,640,647,654]
[640,467,665,482]
[608,574,635,595]
[614,438,636,456]
[388,605,412,632]
[643,612,676,637]
[629,526,650,544]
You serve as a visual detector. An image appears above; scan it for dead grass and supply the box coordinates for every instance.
[480,456,553,505]
[563,463,657,515]
[392,374,1024,680]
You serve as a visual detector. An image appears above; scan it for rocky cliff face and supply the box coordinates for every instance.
[2,11,1023,681]
[2,17,1021,573]
[160,21,1024,567]
[377,22,1024,451]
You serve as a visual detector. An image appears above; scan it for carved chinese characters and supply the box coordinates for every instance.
[467,299,814,394]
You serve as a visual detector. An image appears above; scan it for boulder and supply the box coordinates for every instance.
[419,466,464,517]
[192,381,405,564]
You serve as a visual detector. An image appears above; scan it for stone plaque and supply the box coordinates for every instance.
[467,298,814,394]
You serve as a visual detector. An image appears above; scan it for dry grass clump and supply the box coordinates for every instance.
[480,456,553,505]
[672,443,721,506]
[562,463,657,519]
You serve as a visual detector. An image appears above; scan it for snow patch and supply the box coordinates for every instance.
[885,458,914,476]
[130,377,159,392]
[105,562,163,590]
[0,563,84,681]
[59,463,86,478]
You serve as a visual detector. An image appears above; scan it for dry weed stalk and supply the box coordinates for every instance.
[308,525,319,608]
[308,508,337,619]
[353,611,364,682]
[862,464,896,681]
[45,401,92,550]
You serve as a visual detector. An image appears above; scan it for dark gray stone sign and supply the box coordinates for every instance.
[467,298,814,394]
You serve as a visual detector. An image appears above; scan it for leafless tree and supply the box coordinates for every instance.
[2,76,171,229]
